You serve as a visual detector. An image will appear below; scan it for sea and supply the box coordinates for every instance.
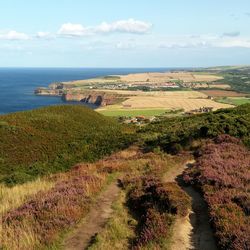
[0,68,175,114]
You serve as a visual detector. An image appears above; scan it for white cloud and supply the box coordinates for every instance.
[116,41,136,49]
[58,23,91,37]
[96,19,152,34]
[58,19,152,37]
[36,31,54,39]
[0,30,30,40]
[157,34,250,49]
[214,39,250,48]
[158,41,208,49]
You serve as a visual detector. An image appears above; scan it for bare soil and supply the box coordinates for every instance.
[62,180,121,250]
[164,162,217,250]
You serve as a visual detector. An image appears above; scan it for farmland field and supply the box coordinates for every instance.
[121,95,232,111]
[198,90,248,97]
[98,108,169,117]
[63,72,223,87]
[97,90,233,114]
[217,97,250,106]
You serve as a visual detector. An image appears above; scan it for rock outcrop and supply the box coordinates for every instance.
[35,82,128,107]
[34,88,64,96]
[63,91,125,106]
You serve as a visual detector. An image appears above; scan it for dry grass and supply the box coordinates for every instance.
[0,146,190,250]
[89,191,136,250]
[95,90,233,112]
[121,96,233,111]
[63,72,223,86]
[0,178,55,216]
[119,72,222,83]
[199,90,249,97]
[1,165,107,250]
[209,84,231,89]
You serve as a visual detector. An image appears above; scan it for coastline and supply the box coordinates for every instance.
[34,70,234,112]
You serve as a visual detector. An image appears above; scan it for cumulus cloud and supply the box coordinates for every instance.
[0,30,30,40]
[36,31,54,39]
[96,19,152,34]
[58,19,152,37]
[223,31,240,37]
[58,23,92,37]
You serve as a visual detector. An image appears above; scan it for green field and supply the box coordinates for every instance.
[98,109,169,117]
[217,97,250,106]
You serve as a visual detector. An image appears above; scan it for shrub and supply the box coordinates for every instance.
[121,175,191,248]
[1,163,106,249]
[184,135,250,250]
[141,104,250,153]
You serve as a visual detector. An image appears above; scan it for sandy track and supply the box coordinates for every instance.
[164,161,217,250]
[62,180,121,250]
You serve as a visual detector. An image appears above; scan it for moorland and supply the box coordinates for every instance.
[0,102,249,250]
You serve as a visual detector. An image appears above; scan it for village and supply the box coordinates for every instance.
[120,106,214,125]
[87,81,180,91]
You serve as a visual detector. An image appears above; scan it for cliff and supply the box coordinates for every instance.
[34,82,75,96]
[34,87,64,96]
[35,82,128,107]
[63,91,126,106]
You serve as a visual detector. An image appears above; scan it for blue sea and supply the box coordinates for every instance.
[0,68,174,114]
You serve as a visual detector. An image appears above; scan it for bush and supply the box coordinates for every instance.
[184,135,250,250]
[121,175,191,248]
[141,104,250,154]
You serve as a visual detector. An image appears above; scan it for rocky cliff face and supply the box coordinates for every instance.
[35,82,126,107]
[63,91,124,106]
[34,88,64,96]
[34,82,75,96]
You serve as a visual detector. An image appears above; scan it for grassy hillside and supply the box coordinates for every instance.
[0,105,133,185]
[140,104,250,153]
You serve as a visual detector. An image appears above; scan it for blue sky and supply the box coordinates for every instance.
[1,0,250,67]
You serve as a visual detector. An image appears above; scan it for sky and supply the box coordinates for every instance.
[0,0,250,67]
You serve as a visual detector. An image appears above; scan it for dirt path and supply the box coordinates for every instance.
[62,180,120,250]
[164,161,217,250]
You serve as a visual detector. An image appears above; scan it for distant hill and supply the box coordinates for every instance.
[203,66,250,93]
[0,105,133,185]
